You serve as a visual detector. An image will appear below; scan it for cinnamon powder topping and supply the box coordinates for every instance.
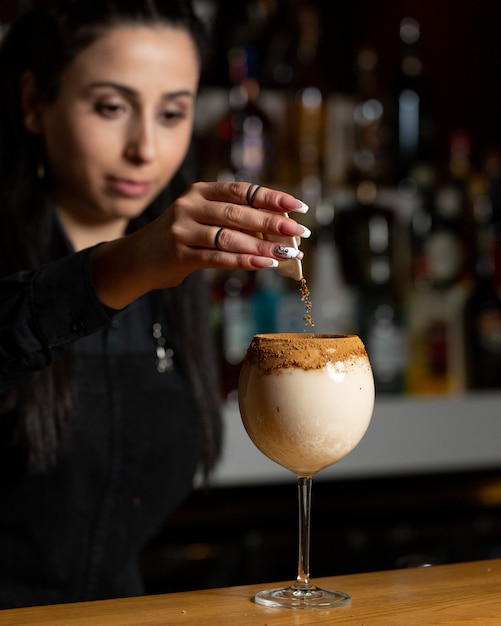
[244,333,369,372]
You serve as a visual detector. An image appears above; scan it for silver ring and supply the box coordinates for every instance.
[246,183,261,208]
[214,227,225,251]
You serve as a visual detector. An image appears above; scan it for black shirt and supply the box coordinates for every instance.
[0,246,203,608]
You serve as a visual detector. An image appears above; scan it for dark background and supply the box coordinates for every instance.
[202,0,501,170]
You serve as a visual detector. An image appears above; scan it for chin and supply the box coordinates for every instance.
[105,198,153,221]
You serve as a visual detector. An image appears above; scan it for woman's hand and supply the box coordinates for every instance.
[90,181,310,310]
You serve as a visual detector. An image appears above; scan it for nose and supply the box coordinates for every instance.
[124,115,156,164]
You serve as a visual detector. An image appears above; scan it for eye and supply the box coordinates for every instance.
[95,101,128,118]
[160,109,187,126]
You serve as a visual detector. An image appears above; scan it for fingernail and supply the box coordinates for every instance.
[279,196,310,214]
[292,200,310,214]
[252,257,279,268]
[299,225,312,238]
[275,245,304,260]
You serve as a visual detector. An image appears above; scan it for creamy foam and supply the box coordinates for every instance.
[239,334,374,476]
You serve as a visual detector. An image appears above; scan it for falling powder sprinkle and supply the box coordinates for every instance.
[299,278,315,328]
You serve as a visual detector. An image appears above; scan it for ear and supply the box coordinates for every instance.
[20,70,44,134]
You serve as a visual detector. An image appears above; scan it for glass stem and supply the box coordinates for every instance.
[295,475,313,589]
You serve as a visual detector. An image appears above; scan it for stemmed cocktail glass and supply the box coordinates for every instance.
[238,333,375,609]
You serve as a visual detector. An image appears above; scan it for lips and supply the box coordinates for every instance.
[107,176,152,198]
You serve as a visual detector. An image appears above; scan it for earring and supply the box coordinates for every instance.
[24,113,42,134]
[24,114,36,132]
[37,158,45,180]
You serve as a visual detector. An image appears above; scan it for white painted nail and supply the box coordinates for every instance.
[275,245,304,260]
[299,225,312,238]
[268,259,279,267]
[291,200,309,214]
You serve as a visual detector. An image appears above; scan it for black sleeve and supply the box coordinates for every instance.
[0,248,113,390]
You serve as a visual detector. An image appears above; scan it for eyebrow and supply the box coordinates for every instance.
[87,81,195,100]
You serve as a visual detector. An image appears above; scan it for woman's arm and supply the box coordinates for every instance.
[90,181,309,310]
[0,248,112,391]
[0,181,309,387]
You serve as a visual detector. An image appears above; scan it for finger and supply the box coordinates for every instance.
[245,183,309,214]
[221,209,311,242]
[197,181,309,214]
[214,226,225,251]
[209,226,304,261]
[183,196,311,241]
[246,183,260,207]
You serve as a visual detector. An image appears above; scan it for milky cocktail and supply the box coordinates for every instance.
[238,333,374,609]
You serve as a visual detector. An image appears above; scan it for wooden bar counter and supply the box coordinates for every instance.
[2,559,501,625]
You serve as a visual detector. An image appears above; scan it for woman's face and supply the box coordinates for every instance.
[35,25,199,227]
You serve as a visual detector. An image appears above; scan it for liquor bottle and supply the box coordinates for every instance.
[462,157,501,390]
[309,198,355,335]
[392,17,435,186]
[252,267,284,334]
[210,269,258,402]
[447,129,479,284]
[291,1,327,215]
[349,45,394,186]
[333,182,407,393]
[206,43,275,185]
[358,208,407,395]
[423,184,466,288]
[406,281,454,395]
[405,184,467,395]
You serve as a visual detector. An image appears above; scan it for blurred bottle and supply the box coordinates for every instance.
[463,154,501,390]
[309,197,355,335]
[291,2,328,223]
[205,0,273,86]
[334,182,406,393]
[447,129,479,285]
[252,268,313,336]
[211,269,258,402]
[406,184,465,394]
[392,17,435,186]
[425,185,467,288]
[207,44,275,185]
[253,268,285,334]
[406,285,457,395]
[349,46,395,186]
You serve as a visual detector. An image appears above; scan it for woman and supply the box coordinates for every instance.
[0,0,309,609]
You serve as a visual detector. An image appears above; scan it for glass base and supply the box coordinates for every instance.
[254,584,351,609]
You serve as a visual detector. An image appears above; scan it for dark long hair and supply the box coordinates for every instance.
[0,0,222,475]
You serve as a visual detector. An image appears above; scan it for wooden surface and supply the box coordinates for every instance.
[2,559,501,625]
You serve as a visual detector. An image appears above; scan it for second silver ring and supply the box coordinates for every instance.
[214,226,225,251]
[246,183,261,208]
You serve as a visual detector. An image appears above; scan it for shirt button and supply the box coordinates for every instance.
[111,318,120,329]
